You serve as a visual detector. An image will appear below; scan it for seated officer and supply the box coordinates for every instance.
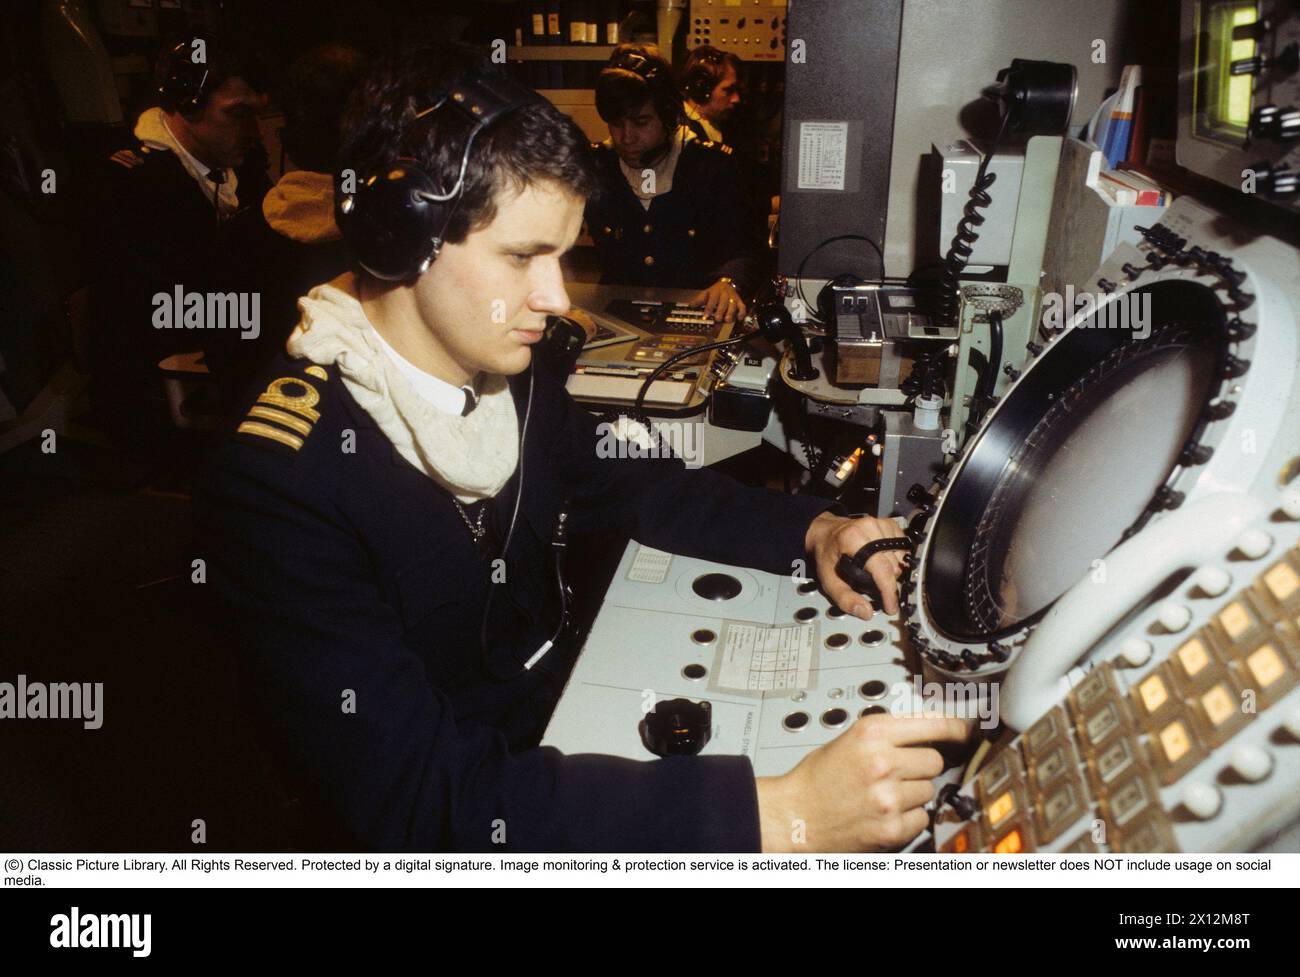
[679,45,741,145]
[586,45,757,323]
[89,36,271,434]
[194,43,965,853]
[679,45,772,249]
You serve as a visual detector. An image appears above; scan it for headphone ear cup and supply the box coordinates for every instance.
[338,163,448,281]
[685,68,711,105]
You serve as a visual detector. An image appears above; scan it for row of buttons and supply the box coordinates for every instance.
[945,535,1300,854]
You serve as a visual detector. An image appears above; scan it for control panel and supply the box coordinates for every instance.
[689,0,788,61]
[1177,0,1300,212]
[938,483,1300,854]
[543,543,921,776]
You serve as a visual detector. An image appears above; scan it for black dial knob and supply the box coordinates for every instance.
[640,698,712,757]
[1235,42,1299,76]
[1249,103,1300,142]
[1246,161,1299,199]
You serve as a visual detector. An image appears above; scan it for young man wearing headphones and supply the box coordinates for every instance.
[195,44,966,853]
[90,36,271,435]
[586,45,758,323]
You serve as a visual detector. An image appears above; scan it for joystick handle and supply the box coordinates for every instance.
[835,537,915,604]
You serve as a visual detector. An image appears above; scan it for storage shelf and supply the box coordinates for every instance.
[507,45,617,61]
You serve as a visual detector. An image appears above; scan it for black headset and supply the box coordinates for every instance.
[682,48,727,105]
[157,39,212,114]
[336,70,540,281]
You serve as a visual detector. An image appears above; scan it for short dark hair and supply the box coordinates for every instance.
[155,35,271,114]
[595,44,683,131]
[338,43,599,252]
[281,44,366,173]
[679,46,743,104]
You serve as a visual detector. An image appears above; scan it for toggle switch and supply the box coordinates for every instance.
[1229,744,1273,782]
[1119,637,1153,667]
[1158,602,1192,633]
[1236,529,1273,559]
[1181,781,1223,820]
[1193,566,1232,597]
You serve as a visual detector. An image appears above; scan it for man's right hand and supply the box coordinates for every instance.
[756,714,971,852]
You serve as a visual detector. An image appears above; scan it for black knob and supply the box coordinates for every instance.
[1225,317,1256,341]
[1231,55,1266,75]
[1237,45,1299,78]
[1249,104,1300,143]
[641,698,712,757]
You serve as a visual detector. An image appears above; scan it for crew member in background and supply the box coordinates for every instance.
[89,36,271,440]
[680,45,774,254]
[586,44,757,323]
[679,45,740,145]
[208,44,365,415]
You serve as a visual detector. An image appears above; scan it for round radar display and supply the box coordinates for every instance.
[916,279,1234,652]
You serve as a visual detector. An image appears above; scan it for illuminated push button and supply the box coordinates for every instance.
[984,788,1018,830]
[643,255,655,266]
[992,822,1031,854]
[1157,602,1192,633]
[1229,744,1273,782]
[1237,529,1273,559]
[1181,781,1222,820]
[1119,637,1153,667]
[1242,642,1295,703]
[1194,565,1232,597]
[1152,716,1207,784]
[1261,560,1300,609]
[1134,670,1173,719]
[1175,637,1213,679]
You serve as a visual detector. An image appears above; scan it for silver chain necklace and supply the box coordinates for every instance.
[450,498,489,546]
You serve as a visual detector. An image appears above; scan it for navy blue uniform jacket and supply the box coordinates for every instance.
[195,350,834,851]
[585,139,761,298]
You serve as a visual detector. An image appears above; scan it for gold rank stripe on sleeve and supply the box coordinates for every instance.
[245,405,312,436]
[236,420,304,451]
[235,370,327,452]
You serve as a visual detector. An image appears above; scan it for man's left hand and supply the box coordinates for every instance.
[804,511,908,619]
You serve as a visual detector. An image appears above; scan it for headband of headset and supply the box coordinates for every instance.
[609,49,664,83]
[337,69,541,281]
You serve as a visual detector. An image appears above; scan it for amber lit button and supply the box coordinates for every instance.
[643,255,655,266]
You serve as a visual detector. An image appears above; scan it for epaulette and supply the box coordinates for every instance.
[234,362,332,455]
[699,140,734,155]
[108,148,146,170]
